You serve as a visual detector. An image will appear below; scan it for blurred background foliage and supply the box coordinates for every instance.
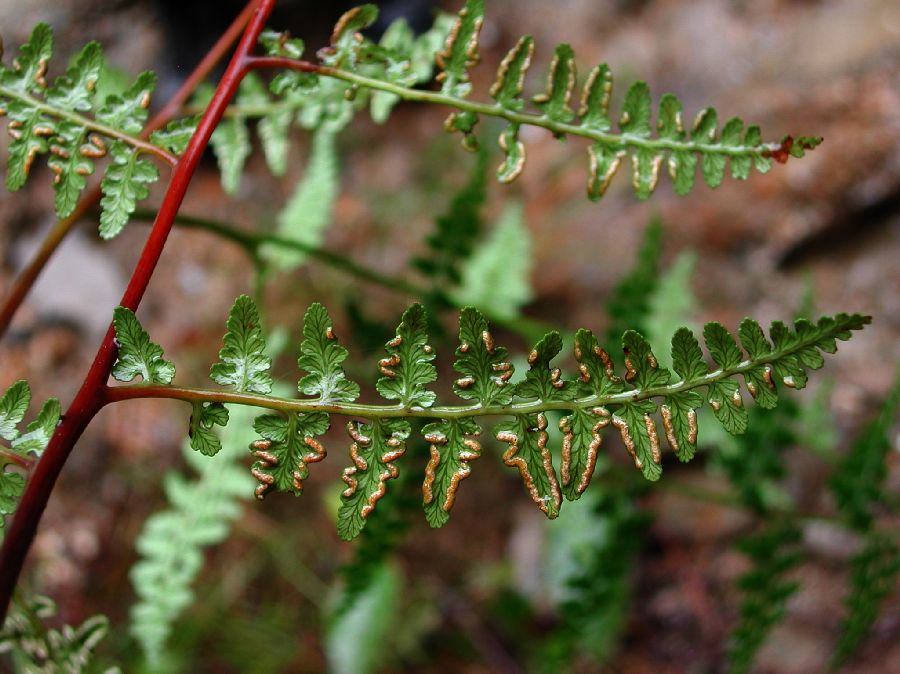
[0,0,898,672]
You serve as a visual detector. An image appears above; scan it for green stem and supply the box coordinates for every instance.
[0,85,177,165]
[129,209,423,296]
[245,58,781,158]
[129,208,562,340]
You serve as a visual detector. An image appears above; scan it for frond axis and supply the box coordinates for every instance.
[0,84,176,166]
[244,57,783,159]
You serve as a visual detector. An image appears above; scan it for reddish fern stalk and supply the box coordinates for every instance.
[0,0,275,620]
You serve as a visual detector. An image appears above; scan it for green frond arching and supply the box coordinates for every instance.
[233,0,821,203]
[108,298,869,539]
[0,24,169,239]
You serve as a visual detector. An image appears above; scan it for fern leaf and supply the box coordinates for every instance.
[209,112,250,195]
[99,140,159,239]
[297,302,360,404]
[0,23,53,95]
[251,411,330,497]
[491,35,534,111]
[210,295,273,394]
[533,43,576,123]
[375,304,437,409]
[47,120,94,218]
[0,380,31,442]
[96,70,155,135]
[188,402,229,457]
[561,330,624,499]
[421,417,481,528]
[0,472,25,544]
[449,201,533,320]
[452,306,514,407]
[518,331,572,402]
[111,307,175,384]
[580,64,614,132]
[0,24,167,237]
[149,115,199,155]
[496,413,562,518]
[0,594,113,673]
[338,418,409,540]
[130,403,255,665]
[0,380,59,541]
[45,41,102,112]
[9,398,60,455]
[268,128,338,269]
[4,99,55,191]
[436,0,484,99]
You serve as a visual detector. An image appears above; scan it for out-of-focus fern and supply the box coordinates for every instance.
[449,200,533,321]
[605,217,663,344]
[537,486,649,673]
[128,406,256,668]
[412,148,488,287]
[266,127,339,270]
[0,24,168,238]
[726,523,803,674]
[0,594,119,674]
[129,302,276,666]
[829,378,900,669]
[830,378,899,532]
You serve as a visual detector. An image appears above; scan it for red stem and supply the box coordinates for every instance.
[0,0,260,339]
[0,0,274,620]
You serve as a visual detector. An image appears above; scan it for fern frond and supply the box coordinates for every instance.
[831,533,900,669]
[726,523,802,674]
[266,127,339,270]
[449,201,533,320]
[109,304,868,538]
[129,404,255,667]
[830,377,900,531]
[250,2,819,202]
[0,24,169,236]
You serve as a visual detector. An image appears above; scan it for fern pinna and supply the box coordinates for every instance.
[104,298,869,540]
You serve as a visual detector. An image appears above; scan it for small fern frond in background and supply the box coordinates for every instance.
[0,24,168,238]
[726,523,803,674]
[449,201,533,321]
[0,594,118,674]
[829,378,900,669]
[266,128,339,270]
[129,408,257,669]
